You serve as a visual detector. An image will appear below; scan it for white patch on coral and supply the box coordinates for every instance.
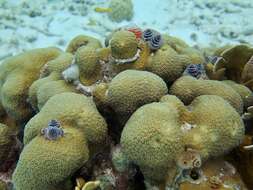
[181,122,196,133]
[62,63,80,83]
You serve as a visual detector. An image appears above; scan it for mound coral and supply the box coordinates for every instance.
[13,127,89,190]
[106,70,168,121]
[75,46,102,85]
[169,76,244,114]
[36,80,78,110]
[41,119,64,140]
[66,35,102,54]
[28,52,77,111]
[221,80,252,105]
[39,52,74,78]
[109,37,150,74]
[121,95,244,184]
[0,47,62,122]
[110,30,139,61]
[146,46,191,83]
[163,35,205,64]
[13,92,108,190]
[108,0,133,22]
[0,26,251,190]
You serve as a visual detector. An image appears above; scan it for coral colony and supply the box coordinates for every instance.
[0,0,253,190]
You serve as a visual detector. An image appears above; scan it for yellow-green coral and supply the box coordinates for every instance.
[0,47,62,121]
[121,95,244,183]
[222,80,252,104]
[28,73,60,111]
[110,30,138,60]
[146,46,191,83]
[106,70,168,119]
[169,76,244,114]
[13,127,89,190]
[28,52,75,111]
[13,92,108,190]
[108,0,133,22]
[36,80,78,110]
[110,40,151,74]
[40,52,74,78]
[66,35,102,54]
[24,92,107,146]
[121,101,184,182]
[75,46,102,85]
[92,82,109,109]
[2,27,252,190]
[163,35,205,64]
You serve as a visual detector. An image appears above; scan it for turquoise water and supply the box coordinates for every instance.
[0,0,252,60]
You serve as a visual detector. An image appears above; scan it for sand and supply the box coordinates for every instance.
[0,0,253,62]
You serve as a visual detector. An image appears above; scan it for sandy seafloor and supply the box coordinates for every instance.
[0,0,253,63]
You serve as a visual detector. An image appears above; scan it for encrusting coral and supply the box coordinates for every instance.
[178,158,247,190]
[0,47,62,122]
[121,95,244,186]
[13,92,108,190]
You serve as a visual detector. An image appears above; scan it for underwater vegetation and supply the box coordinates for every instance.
[0,10,253,190]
